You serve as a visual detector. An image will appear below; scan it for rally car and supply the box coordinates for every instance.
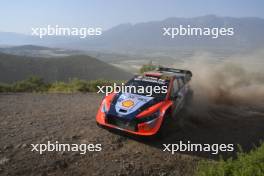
[96,67,192,136]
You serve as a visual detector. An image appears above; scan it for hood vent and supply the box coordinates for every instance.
[119,109,127,113]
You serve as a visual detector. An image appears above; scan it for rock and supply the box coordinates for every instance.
[40,136,49,143]
[71,135,80,140]
[158,172,169,176]
[79,129,86,135]
[15,143,22,149]
[0,157,10,165]
[49,160,68,170]
[39,172,47,176]
[113,159,120,163]
[59,151,66,155]
[21,144,27,148]
[54,160,68,169]
[117,143,123,148]
[14,143,27,149]
[80,139,89,144]
[4,144,13,150]
[170,170,180,175]
[71,152,79,157]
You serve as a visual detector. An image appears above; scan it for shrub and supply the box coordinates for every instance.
[12,76,48,92]
[87,79,124,92]
[0,83,12,92]
[196,142,264,176]
[48,78,93,93]
[0,76,125,93]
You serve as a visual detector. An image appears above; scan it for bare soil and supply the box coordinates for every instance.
[0,93,263,176]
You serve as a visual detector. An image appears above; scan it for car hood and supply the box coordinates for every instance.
[107,93,160,120]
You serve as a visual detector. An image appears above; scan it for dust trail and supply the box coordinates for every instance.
[176,50,264,106]
[169,49,264,139]
[154,51,264,157]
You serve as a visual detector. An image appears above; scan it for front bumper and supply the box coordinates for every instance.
[96,110,163,136]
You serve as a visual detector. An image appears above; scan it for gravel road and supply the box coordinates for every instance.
[0,93,263,176]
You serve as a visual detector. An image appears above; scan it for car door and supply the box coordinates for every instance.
[171,78,182,117]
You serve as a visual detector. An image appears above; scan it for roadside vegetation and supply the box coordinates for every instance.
[0,76,123,93]
[0,62,157,93]
[196,142,264,176]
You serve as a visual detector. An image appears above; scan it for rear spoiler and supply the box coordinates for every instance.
[157,67,192,77]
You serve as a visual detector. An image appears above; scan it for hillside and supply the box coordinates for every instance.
[1,15,264,51]
[0,52,132,83]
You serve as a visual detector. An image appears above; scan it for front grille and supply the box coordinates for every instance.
[106,114,137,131]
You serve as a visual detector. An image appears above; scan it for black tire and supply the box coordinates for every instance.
[152,112,171,140]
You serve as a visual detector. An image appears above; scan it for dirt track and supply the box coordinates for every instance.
[0,93,264,176]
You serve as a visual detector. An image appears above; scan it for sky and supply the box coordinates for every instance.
[0,0,264,34]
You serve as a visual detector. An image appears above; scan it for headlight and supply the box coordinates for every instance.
[137,111,160,123]
[101,100,109,113]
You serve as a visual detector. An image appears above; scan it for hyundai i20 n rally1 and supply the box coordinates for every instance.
[96,67,193,136]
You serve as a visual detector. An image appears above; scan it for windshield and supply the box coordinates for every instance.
[125,76,169,99]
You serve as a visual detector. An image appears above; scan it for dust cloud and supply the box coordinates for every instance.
[178,50,264,106]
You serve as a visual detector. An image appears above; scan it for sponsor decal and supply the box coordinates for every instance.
[115,93,154,115]
[122,100,134,108]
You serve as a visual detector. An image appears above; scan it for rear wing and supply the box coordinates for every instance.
[157,66,192,81]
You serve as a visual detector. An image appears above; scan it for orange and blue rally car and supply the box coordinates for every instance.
[96,67,192,136]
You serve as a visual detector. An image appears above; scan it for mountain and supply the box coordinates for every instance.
[89,15,264,50]
[1,15,264,51]
[0,52,132,83]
